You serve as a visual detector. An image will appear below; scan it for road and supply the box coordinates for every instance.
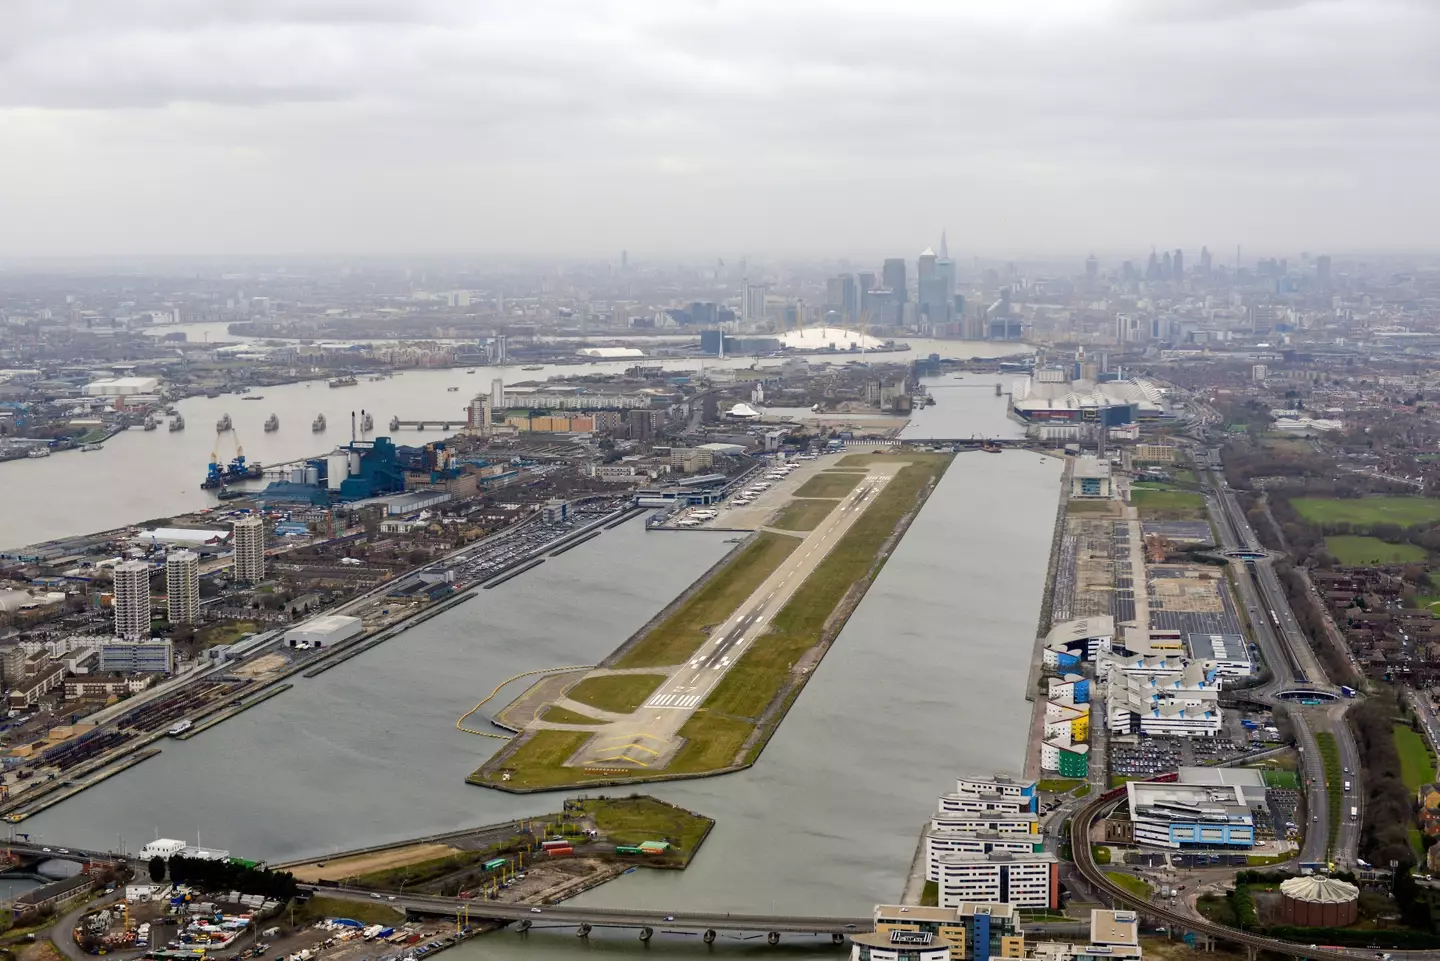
[1203,458,1360,866]
[569,465,898,767]
[308,886,870,936]
[1068,793,1403,961]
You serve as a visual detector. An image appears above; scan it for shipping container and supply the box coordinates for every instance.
[615,846,642,855]
[540,840,570,850]
[544,846,573,857]
[483,858,507,871]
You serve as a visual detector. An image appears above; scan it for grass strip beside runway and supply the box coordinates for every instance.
[540,705,609,725]
[793,472,863,499]
[670,713,755,772]
[613,532,801,668]
[770,498,838,532]
[695,458,948,722]
[566,674,668,713]
[477,730,601,789]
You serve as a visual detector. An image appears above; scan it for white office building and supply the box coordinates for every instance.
[112,560,152,640]
[1032,910,1143,961]
[165,551,200,625]
[1108,663,1222,737]
[929,811,1040,836]
[924,830,1042,881]
[934,851,1058,909]
[1185,633,1254,678]
[1126,767,1263,849]
[231,516,265,583]
[952,775,1038,811]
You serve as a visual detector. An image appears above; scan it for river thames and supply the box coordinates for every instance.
[1,337,1028,549]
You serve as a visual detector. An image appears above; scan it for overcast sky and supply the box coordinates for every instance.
[1,0,1436,260]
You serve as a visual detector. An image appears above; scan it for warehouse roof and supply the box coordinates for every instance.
[289,614,362,635]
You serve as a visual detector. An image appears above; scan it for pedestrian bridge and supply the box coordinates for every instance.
[308,887,870,942]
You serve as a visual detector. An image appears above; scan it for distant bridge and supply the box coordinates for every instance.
[308,887,869,943]
[389,418,466,431]
[897,438,1031,449]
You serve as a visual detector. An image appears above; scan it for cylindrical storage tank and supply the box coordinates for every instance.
[327,453,349,491]
[349,452,362,475]
[290,467,305,484]
[1279,876,1359,927]
[305,466,319,486]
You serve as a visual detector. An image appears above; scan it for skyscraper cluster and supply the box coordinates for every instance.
[824,232,974,336]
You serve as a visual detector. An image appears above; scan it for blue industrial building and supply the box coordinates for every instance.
[260,436,411,504]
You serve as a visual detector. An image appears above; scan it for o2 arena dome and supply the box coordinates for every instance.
[780,326,886,351]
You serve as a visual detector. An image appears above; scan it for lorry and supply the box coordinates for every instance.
[1351,806,1359,821]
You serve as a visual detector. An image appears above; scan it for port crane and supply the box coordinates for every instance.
[202,431,262,490]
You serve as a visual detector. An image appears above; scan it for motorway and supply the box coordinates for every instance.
[564,465,900,768]
[1202,457,1361,866]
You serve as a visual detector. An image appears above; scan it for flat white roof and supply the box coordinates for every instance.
[289,614,362,634]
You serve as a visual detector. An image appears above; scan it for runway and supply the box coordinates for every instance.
[568,463,900,768]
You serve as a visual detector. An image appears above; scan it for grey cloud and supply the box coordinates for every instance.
[0,0,1436,255]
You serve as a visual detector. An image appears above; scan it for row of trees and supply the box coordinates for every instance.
[1273,560,1359,686]
[1347,695,1431,930]
[149,854,299,901]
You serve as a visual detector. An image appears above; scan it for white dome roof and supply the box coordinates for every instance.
[1280,876,1358,904]
[780,326,886,351]
[726,402,761,418]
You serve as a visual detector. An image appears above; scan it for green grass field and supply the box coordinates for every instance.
[291,896,404,926]
[1106,872,1152,899]
[1038,778,1084,793]
[1395,725,1437,792]
[574,796,712,857]
[1324,535,1427,566]
[770,499,837,532]
[669,713,755,772]
[793,472,862,499]
[1292,496,1440,527]
[565,674,667,713]
[1130,487,1206,519]
[614,532,800,668]
[1316,731,1343,855]
[699,459,947,720]
[1261,769,1300,789]
[475,730,596,788]
[836,452,951,468]
[1246,853,1292,866]
[539,705,609,725]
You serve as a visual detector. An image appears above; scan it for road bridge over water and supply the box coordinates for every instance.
[308,887,868,944]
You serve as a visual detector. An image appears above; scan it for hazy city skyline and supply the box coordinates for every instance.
[2,0,1436,258]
